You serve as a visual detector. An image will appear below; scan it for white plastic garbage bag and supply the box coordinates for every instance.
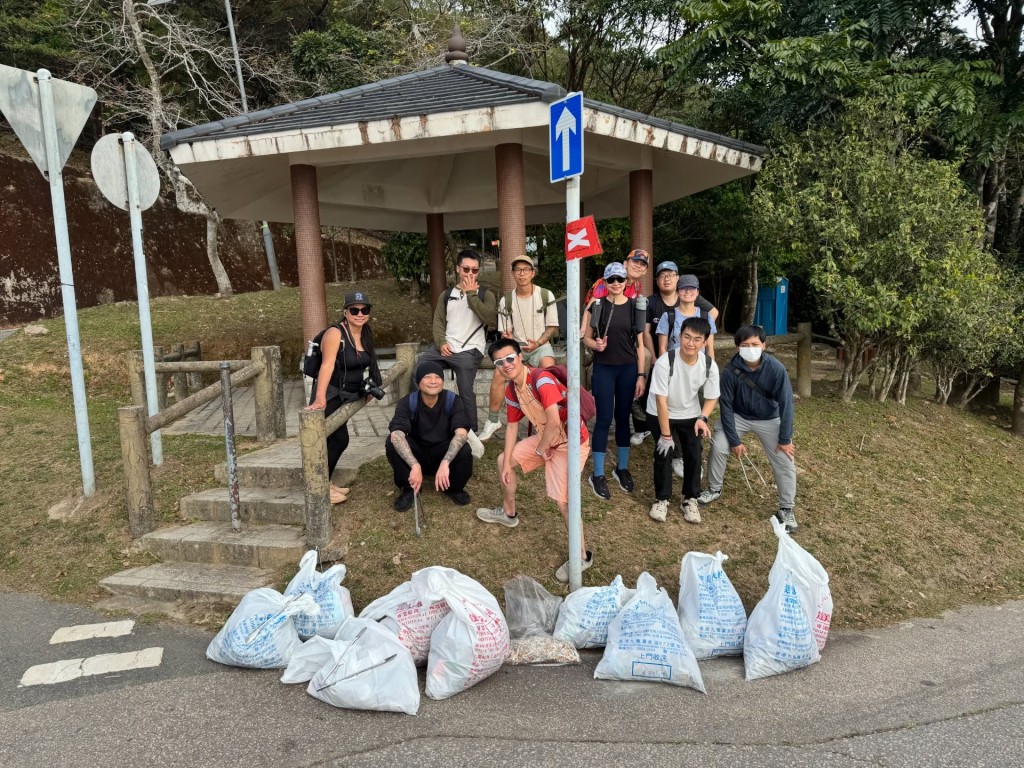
[595,572,706,692]
[206,588,317,669]
[417,567,510,700]
[359,579,451,666]
[743,565,821,681]
[677,551,747,659]
[767,517,833,650]
[553,575,630,649]
[307,618,420,715]
[280,636,335,684]
[284,551,354,639]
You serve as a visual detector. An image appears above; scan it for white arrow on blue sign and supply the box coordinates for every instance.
[549,92,584,183]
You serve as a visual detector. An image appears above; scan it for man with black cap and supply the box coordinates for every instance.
[386,360,473,511]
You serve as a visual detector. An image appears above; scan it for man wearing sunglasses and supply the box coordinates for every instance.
[476,338,593,584]
[414,250,497,433]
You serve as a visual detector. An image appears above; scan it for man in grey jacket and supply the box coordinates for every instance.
[698,324,799,531]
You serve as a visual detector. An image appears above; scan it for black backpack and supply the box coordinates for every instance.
[301,323,344,379]
[590,297,641,346]
[668,349,714,381]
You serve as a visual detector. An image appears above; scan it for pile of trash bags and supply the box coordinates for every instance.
[205,520,832,714]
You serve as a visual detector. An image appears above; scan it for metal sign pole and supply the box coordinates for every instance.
[121,132,163,465]
[37,70,95,496]
[565,175,583,592]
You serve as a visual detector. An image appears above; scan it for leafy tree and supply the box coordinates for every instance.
[381,231,430,292]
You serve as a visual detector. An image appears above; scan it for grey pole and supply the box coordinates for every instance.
[37,69,95,496]
[565,175,583,591]
[122,132,163,465]
[219,361,241,530]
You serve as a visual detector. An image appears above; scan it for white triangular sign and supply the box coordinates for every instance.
[0,64,97,179]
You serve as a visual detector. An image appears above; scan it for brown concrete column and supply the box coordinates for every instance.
[630,169,654,295]
[290,164,328,343]
[495,143,526,294]
[427,213,447,310]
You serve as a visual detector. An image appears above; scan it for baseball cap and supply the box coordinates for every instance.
[603,262,627,280]
[511,255,536,269]
[626,248,650,265]
[678,274,700,290]
[656,261,679,275]
[343,290,372,308]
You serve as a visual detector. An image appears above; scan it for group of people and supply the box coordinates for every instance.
[304,248,798,582]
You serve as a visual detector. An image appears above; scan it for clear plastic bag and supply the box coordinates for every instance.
[503,575,563,639]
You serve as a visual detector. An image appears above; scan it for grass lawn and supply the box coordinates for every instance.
[2,278,1023,631]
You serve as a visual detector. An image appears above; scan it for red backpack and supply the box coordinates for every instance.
[542,365,596,423]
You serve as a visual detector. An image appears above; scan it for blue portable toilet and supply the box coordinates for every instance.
[754,277,789,336]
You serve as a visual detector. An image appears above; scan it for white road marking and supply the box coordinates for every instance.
[19,647,164,687]
[49,620,135,644]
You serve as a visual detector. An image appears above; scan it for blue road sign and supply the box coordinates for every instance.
[550,92,584,183]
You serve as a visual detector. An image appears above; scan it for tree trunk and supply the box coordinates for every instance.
[1014,364,1024,436]
[205,212,232,297]
[982,160,1002,248]
[741,245,759,325]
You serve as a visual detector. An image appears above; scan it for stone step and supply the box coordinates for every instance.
[179,487,306,525]
[99,562,278,603]
[214,435,385,490]
[136,522,307,570]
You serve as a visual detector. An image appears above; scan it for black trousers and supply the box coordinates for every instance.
[321,392,358,478]
[647,413,703,501]
[385,437,472,494]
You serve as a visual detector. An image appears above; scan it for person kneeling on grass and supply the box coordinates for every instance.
[697,324,799,532]
[475,338,593,583]
[647,317,720,524]
[386,361,473,511]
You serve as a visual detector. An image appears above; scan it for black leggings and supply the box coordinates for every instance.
[322,393,357,479]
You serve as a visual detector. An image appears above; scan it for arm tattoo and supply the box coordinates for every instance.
[443,431,468,463]
[389,431,418,468]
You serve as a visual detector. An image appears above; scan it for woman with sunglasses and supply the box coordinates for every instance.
[304,290,382,504]
[582,262,646,500]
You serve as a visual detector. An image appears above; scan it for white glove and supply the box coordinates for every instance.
[656,435,674,456]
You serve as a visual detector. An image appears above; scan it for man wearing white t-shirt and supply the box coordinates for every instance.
[646,316,720,523]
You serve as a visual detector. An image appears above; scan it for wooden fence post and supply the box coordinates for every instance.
[252,346,286,441]
[395,342,418,399]
[186,340,203,392]
[172,343,188,402]
[118,405,155,537]
[153,345,169,411]
[125,350,146,408]
[299,408,331,550]
[796,321,812,398]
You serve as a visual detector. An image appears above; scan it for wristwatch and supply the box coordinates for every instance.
[698,415,709,423]
[637,372,647,378]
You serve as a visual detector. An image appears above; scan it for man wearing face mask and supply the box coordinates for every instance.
[698,325,799,532]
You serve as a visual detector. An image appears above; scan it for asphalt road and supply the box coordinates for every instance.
[1,589,1022,767]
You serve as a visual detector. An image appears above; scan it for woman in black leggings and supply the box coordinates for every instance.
[305,290,382,504]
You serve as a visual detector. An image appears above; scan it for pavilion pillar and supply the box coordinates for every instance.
[495,143,526,294]
[630,169,654,295]
[290,164,328,343]
[427,213,447,310]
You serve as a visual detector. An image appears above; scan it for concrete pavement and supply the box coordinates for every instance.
[1,590,1021,767]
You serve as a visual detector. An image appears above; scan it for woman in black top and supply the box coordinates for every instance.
[305,290,382,504]
[582,262,646,500]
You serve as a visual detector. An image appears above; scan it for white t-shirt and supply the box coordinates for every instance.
[646,351,721,420]
[445,287,487,354]
[498,286,558,343]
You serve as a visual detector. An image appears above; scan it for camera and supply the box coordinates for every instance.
[360,378,386,400]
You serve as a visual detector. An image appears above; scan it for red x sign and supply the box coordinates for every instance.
[565,215,603,261]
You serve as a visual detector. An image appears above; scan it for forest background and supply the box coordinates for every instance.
[3,0,1024,420]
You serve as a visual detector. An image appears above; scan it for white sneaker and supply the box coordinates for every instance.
[681,498,701,524]
[630,430,651,447]
[477,420,501,441]
[649,499,668,522]
[672,458,685,478]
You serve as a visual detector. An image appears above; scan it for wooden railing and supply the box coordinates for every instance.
[125,341,202,410]
[117,346,286,538]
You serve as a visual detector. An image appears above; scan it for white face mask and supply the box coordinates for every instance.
[739,347,763,363]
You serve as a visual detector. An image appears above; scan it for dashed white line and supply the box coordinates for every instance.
[49,620,136,644]
[19,647,164,687]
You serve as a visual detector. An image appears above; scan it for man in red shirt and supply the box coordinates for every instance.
[475,338,593,582]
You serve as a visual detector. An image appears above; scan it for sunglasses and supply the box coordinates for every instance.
[494,353,519,366]
[460,266,480,274]
[347,306,371,316]
[606,276,626,284]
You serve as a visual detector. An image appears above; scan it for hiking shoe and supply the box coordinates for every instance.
[672,458,685,478]
[612,467,635,493]
[589,475,612,500]
[649,499,669,522]
[476,506,519,528]
[697,488,722,505]
[477,421,501,441]
[630,430,651,447]
[681,498,701,524]
[776,507,799,533]
[555,550,594,584]
[394,487,415,511]
[446,490,471,506]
